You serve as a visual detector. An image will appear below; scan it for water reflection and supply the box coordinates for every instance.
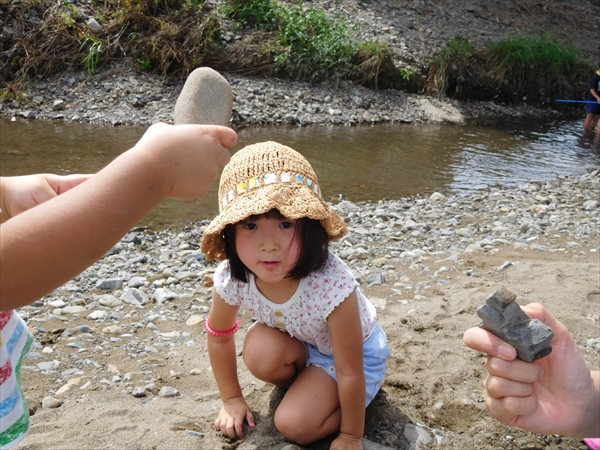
[1,117,598,230]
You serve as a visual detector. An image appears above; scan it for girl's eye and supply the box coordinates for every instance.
[280,221,293,229]
[243,222,257,230]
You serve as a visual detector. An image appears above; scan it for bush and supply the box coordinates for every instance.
[221,0,402,86]
[426,33,588,103]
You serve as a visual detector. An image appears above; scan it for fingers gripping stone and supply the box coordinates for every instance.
[477,287,554,362]
[173,67,233,126]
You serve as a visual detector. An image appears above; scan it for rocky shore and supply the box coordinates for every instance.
[14,170,600,450]
[2,64,564,129]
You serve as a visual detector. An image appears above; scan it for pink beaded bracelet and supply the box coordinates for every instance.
[204,318,241,337]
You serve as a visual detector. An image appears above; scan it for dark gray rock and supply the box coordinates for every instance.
[477,287,554,362]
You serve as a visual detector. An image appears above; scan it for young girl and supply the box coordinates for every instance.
[200,141,390,449]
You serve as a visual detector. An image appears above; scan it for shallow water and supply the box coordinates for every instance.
[1,117,598,230]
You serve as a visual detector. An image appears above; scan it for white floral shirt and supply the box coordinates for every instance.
[214,252,377,355]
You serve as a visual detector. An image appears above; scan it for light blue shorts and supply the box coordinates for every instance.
[304,324,390,406]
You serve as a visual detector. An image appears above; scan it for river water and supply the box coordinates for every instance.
[1,117,598,230]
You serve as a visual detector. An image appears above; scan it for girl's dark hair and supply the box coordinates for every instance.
[223,209,330,283]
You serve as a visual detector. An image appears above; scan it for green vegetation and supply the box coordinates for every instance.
[221,0,401,86]
[1,0,587,103]
[426,33,588,103]
[485,34,581,91]
[2,0,220,81]
[2,0,414,89]
[426,35,474,96]
[80,37,104,75]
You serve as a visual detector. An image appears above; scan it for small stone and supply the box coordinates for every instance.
[121,288,149,305]
[154,288,177,304]
[102,325,122,334]
[185,430,204,438]
[158,386,180,398]
[52,99,66,111]
[96,278,123,290]
[61,306,86,315]
[497,261,513,271]
[186,315,203,326]
[403,423,433,446]
[37,360,59,371]
[98,294,122,307]
[88,310,108,320]
[42,397,63,409]
[85,18,102,34]
[132,387,147,398]
[477,287,554,362]
[128,277,146,288]
[429,192,446,202]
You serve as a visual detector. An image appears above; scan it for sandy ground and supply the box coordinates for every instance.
[13,235,599,450]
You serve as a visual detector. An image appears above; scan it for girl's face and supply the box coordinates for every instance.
[234,214,300,288]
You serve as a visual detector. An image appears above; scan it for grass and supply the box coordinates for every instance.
[220,0,406,87]
[425,33,588,102]
[2,0,221,82]
[485,34,581,92]
[2,0,414,89]
[426,35,474,97]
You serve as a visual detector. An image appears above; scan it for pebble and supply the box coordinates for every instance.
[42,397,63,409]
[403,423,433,448]
[158,386,180,398]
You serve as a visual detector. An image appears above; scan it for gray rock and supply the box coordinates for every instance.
[132,386,147,398]
[96,278,123,290]
[173,67,232,126]
[158,386,180,398]
[477,287,554,362]
[98,294,122,307]
[128,276,147,288]
[52,99,66,111]
[121,288,149,305]
[362,438,395,450]
[85,18,102,34]
[403,423,433,447]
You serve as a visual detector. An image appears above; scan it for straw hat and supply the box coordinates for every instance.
[200,141,347,261]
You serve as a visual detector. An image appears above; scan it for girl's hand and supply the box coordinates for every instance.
[132,123,236,202]
[215,396,255,439]
[330,433,364,449]
[1,174,92,222]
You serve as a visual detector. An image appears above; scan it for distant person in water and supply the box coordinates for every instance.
[583,60,600,134]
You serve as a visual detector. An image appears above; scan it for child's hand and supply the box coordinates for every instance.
[463,303,600,437]
[1,174,92,222]
[330,433,363,449]
[215,396,255,439]
[132,123,236,202]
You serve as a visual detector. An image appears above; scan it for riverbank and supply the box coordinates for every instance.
[13,170,600,450]
[3,0,597,128]
[1,63,567,129]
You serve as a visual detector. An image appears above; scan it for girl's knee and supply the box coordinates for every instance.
[242,327,283,376]
[274,407,313,445]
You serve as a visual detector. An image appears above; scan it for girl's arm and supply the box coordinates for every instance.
[207,288,255,438]
[327,289,366,449]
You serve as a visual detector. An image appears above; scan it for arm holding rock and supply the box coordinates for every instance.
[463,302,600,438]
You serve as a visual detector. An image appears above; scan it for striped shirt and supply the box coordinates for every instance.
[0,310,34,449]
